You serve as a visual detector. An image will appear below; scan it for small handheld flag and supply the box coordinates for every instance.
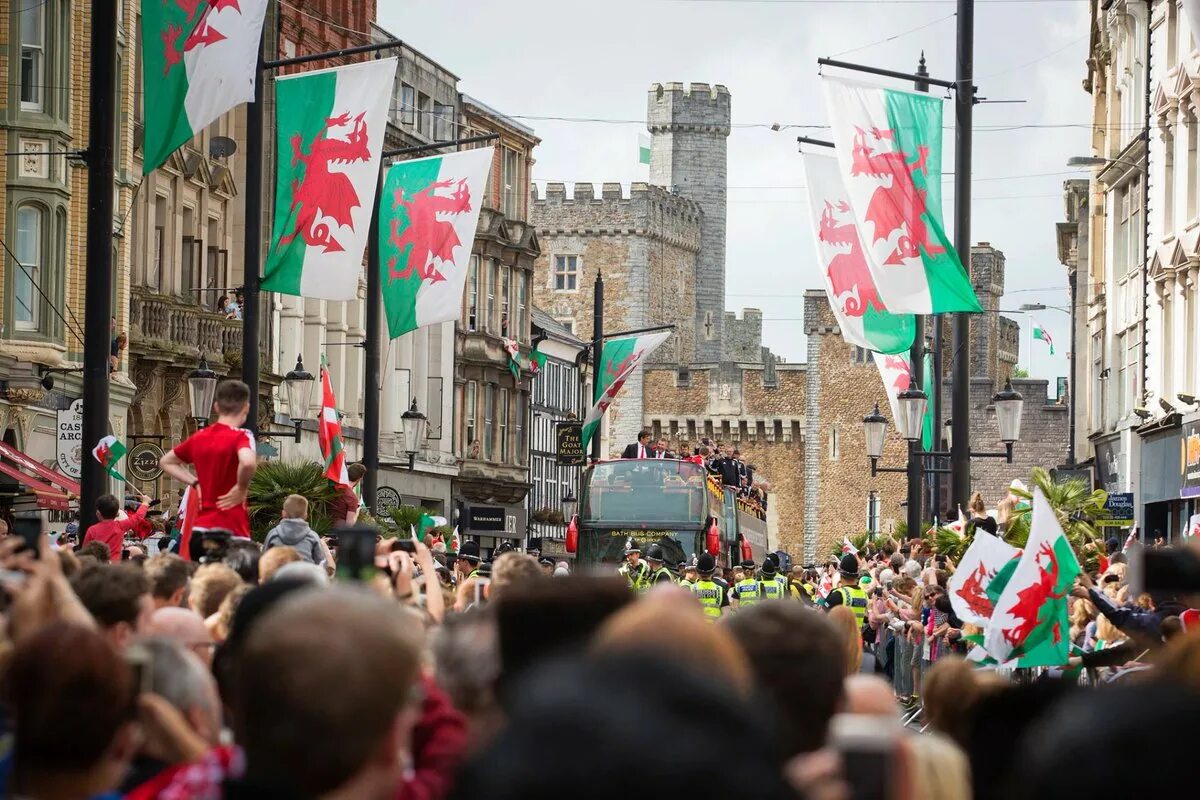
[92,436,127,482]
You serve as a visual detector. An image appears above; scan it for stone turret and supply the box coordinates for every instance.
[647,82,731,363]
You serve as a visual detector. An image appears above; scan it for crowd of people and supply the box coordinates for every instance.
[619,430,768,511]
[2,380,1199,798]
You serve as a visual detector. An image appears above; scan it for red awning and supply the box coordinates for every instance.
[0,459,69,510]
[0,441,80,495]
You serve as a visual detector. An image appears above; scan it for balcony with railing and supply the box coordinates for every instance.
[129,287,246,367]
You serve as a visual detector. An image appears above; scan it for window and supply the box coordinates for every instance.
[1115,331,1127,419]
[484,384,495,460]
[499,388,510,462]
[134,15,144,125]
[418,93,432,138]
[401,84,415,126]
[515,392,526,465]
[1126,326,1140,415]
[485,260,497,333]
[867,492,881,535]
[14,204,44,329]
[427,377,443,440]
[466,255,479,331]
[434,103,454,141]
[465,381,477,452]
[1091,333,1104,432]
[1188,108,1198,222]
[20,0,44,110]
[181,235,196,297]
[554,255,578,291]
[828,427,840,460]
[556,317,574,335]
[502,147,522,218]
[852,345,871,364]
[500,265,511,337]
[1114,177,1143,277]
[517,270,528,341]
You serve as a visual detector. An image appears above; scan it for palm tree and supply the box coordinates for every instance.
[248,461,342,541]
[1005,467,1107,572]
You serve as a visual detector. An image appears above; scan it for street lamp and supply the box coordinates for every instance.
[896,387,929,442]
[992,380,1024,460]
[281,355,316,436]
[862,404,888,461]
[1067,155,1146,173]
[400,398,427,470]
[187,357,218,428]
[562,491,578,522]
[943,417,953,450]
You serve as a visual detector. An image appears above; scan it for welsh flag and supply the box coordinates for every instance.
[503,338,547,380]
[947,531,1019,627]
[92,436,127,482]
[318,357,350,487]
[821,77,982,316]
[581,331,671,449]
[178,484,201,562]
[1033,322,1055,355]
[140,0,269,174]
[983,487,1080,666]
[871,351,933,449]
[841,537,858,555]
[803,152,915,354]
[416,514,448,542]
[450,526,460,553]
[378,148,494,338]
[262,58,397,301]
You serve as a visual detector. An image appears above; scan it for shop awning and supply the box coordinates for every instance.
[0,459,70,510]
[0,441,80,495]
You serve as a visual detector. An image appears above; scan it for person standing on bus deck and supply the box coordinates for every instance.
[618,540,649,591]
[825,554,869,628]
[732,559,762,608]
[621,431,654,459]
[644,544,675,587]
[690,553,729,620]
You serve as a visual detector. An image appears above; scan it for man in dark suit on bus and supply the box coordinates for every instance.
[622,430,654,460]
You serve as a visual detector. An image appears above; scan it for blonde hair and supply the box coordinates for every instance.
[904,733,972,800]
[969,491,986,515]
[828,604,863,676]
[259,546,302,582]
[593,598,753,694]
[282,494,308,519]
[188,563,243,619]
[997,496,1016,527]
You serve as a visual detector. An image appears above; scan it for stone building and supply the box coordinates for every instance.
[0,0,137,520]
[452,96,541,552]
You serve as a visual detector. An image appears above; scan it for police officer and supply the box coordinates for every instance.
[731,559,762,607]
[454,540,482,581]
[644,544,675,587]
[689,553,729,621]
[758,557,785,601]
[826,553,869,629]
[618,539,650,591]
[764,552,790,598]
[678,560,699,589]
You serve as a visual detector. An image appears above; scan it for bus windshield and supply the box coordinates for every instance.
[581,459,710,526]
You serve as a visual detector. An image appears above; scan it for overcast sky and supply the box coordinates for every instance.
[379,0,1092,388]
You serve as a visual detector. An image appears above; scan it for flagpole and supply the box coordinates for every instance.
[906,55,931,541]
[80,0,119,537]
[590,270,604,462]
[949,0,976,511]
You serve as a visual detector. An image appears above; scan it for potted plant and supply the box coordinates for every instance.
[548,510,565,526]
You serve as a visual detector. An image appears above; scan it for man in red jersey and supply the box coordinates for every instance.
[83,491,151,561]
[159,380,258,559]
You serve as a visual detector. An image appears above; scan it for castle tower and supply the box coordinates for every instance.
[647,82,731,363]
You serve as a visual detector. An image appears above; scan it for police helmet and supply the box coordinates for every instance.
[696,553,716,575]
[760,559,778,577]
[645,543,665,563]
[839,552,860,578]
[739,558,756,570]
[625,539,641,555]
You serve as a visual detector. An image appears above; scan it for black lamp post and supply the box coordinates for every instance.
[277,355,316,443]
[186,358,218,429]
[401,399,428,470]
[562,491,578,522]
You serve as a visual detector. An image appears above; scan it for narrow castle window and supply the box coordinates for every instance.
[554,255,578,291]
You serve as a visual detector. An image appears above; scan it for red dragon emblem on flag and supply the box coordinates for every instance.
[818,200,884,317]
[1001,542,1067,650]
[850,126,945,266]
[605,352,639,382]
[161,0,241,75]
[879,354,913,393]
[387,179,474,283]
[280,112,371,254]
[955,562,996,618]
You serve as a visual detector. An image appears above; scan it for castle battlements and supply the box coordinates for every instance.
[531,182,703,240]
[647,82,732,134]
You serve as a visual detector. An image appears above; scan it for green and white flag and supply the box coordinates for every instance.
[638,134,652,165]
[871,352,933,449]
[581,331,672,448]
[983,487,1080,667]
[821,77,982,316]
[262,58,397,301]
[803,152,915,354]
[140,0,269,174]
[378,148,494,338]
[1032,322,1055,355]
[416,514,448,542]
[91,435,127,482]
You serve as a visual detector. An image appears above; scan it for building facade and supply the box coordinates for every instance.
[0,0,137,520]
[453,96,540,552]
[1079,0,1200,537]
[526,308,589,559]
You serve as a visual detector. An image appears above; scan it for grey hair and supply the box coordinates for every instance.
[272,561,330,586]
[138,636,214,713]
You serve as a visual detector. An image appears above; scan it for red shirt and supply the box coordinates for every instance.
[329,483,359,527]
[83,503,148,561]
[172,422,254,537]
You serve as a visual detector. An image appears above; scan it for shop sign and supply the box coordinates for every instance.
[555,422,586,466]
[56,399,83,479]
[1183,421,1200,499]
[376,486,401,515]
[127,442,165,482]
[469,505,505,531]
[1095,492,1135,527]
